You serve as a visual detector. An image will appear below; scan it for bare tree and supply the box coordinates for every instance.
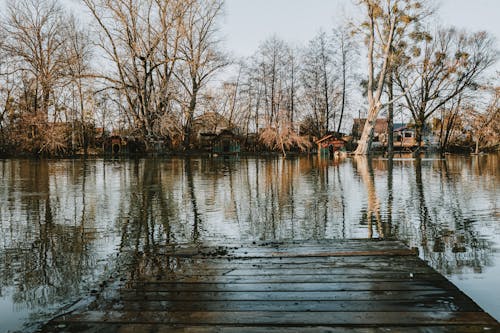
[82,0,190,149]
[255,36,291,128]
[2,0,70,119]
[301,30,336,137]
[395,28,497,146]
[63,16,94,154]
[466,83,499,153]
[1,0,79,155]
[332,24,359,134]
[175,0,228,149]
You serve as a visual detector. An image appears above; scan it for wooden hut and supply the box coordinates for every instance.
[315,134,346,157]
[392,126,418,149]
[213,129,240,154]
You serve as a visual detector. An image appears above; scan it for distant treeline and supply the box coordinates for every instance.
[0,0,497,157]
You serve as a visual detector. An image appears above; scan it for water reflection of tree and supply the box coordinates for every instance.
[0,160,102,313]
[238,157,322,240]
[114,159,177,282]
[408,157,492,275]
[353,156,385,239]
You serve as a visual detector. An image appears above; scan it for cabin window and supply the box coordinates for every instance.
[404,132,413,138]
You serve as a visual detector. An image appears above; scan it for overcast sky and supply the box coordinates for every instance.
[220,0,500,63]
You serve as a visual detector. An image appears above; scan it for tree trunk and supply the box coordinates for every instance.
[354,104,380,155]
[337,56,346,134]
[183,83,198,149]
[415,113,426,148]
[387,71,394,155]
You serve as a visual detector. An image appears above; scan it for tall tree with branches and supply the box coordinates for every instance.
[301,30,336,137]
[176,0,228,149]
[1,0,77,154]
[354,0,429,155]
[82,0,190,149]
[395,28,497,147]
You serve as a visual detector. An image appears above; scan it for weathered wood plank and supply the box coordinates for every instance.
[125,256,429,269]
[128,281,458,292]
[114,299,480,312]
[140,242,416,258]
[118,290,470,302]
[42,323,498,333]
[56,310,498,326]
[124,256,427,266]
[130,273,447,284]
[149,248,417,258]
[140,267,438,277]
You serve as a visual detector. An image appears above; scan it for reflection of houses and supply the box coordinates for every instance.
[315,134,347,157]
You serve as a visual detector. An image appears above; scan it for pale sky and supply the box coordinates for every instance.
[220,0,500,65]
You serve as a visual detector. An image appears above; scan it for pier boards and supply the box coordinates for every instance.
[41,240,499,332]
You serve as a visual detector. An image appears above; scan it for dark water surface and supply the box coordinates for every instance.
[0,155,499,332]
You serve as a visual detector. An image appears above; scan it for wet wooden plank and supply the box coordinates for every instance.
[128,281,458,292]
[125,255,428,266]
[151,247,417,258]
[133,266,439,277]
[119,290,471,302]
[56,310,498,326]
[126,256,429,269]
[131,272,447,283]
[144,241,416,257]
[42,323,498,333]
[115,299,481,312]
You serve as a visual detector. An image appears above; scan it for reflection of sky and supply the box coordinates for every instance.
[0,288,25,333]
[450,252,500,324]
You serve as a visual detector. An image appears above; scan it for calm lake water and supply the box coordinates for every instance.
[0,155,499,332]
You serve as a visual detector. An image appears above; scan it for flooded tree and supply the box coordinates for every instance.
[354,0,430,155]
[82,0,195,150]
[1,0,78,154]
[64,16,94,154]
[394,28,497,147]
[176,0,228,149]
[301,30,336,137]
[332,24,359,134]
[466,83,500,153]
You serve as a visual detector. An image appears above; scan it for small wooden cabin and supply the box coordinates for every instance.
[315,134,346,157]
[109,135,126,154]
[212,129,240,154]
[393,126,418,149]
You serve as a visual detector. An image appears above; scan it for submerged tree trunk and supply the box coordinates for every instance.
[183,83,198,149]
[387,71,394,155]
[337,58,346,134]
[354,104,381,155]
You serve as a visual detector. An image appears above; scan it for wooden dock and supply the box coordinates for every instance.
[41,240,499,332]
